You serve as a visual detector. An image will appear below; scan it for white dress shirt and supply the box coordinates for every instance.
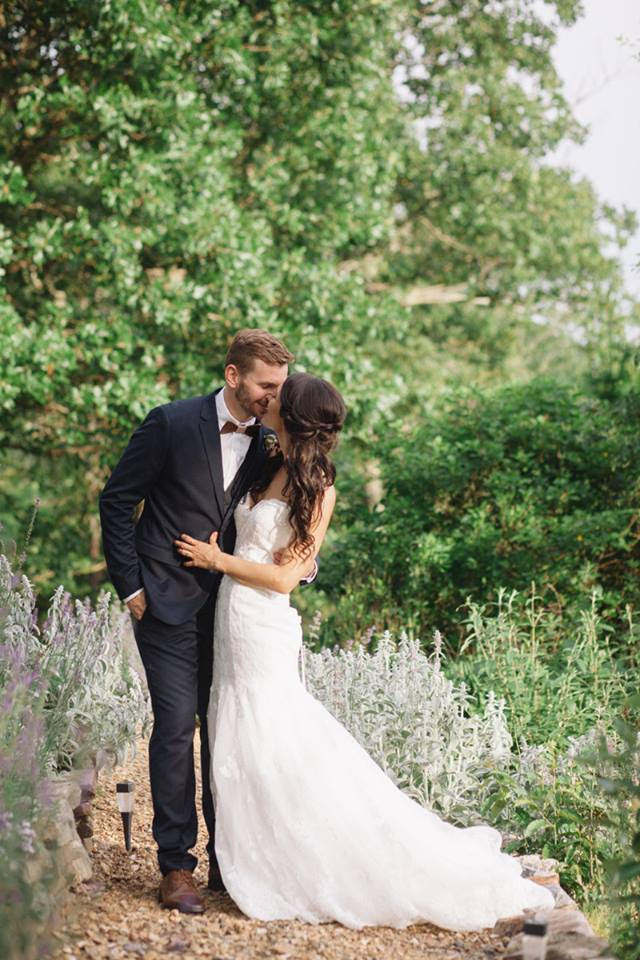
[124,389,256,604]
[215,388,256,491]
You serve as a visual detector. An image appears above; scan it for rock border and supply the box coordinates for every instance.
[38,748,119,891]
[497,856,610,960]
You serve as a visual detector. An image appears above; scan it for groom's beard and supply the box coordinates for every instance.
[235,379,269,422]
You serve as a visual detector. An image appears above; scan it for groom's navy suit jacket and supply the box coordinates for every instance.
[99,388,269,625]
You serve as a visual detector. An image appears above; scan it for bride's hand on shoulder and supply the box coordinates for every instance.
[174,531,226,572]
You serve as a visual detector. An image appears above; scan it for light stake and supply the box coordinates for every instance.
[522,915,548,960]
[116,781,135,852]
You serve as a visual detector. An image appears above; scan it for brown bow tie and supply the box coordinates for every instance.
[220,421,259,436]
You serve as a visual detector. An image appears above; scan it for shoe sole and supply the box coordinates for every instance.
[158,890,205,914]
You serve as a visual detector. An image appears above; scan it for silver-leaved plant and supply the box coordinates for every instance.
[0,555,150,772]
[303,628,512,823]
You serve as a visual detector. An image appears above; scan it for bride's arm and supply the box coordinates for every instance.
[175,487,336,594]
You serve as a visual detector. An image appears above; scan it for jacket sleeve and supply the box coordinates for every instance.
[99,406,170,601]
[300,557,319,586]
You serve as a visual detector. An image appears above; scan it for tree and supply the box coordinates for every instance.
[0,0,407,593]
[376,0,638,384]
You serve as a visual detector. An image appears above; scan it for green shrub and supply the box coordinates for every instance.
[596,700,640,960]
[482,732,615,899]
[448,589,629,747]
[446,590,633,900]
[320,378,640,646]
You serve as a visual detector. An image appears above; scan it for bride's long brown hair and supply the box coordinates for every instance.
[250,372,346,558]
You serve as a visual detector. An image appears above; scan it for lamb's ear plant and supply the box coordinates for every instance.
[304,629,512,822]
[0,545,150,958]
[0,552,150,771]
[303,619,633,905]
[39,587,150,770]
[0,573,57,960]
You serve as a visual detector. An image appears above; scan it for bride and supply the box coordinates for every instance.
[175,372,553,931]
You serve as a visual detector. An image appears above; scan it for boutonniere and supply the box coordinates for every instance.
[263,433,281,458]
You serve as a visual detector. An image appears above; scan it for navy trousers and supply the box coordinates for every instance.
[132,591,217,875]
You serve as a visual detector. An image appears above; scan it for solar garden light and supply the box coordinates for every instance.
[116,781,135,852]
[522,915,549,960]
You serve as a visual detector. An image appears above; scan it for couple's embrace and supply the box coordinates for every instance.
[99,329,553,931]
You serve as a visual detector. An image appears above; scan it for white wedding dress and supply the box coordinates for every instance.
[208,496,554,931]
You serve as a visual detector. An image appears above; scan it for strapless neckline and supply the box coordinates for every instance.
[243,496,289,513]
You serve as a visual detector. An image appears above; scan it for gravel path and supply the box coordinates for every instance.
[50,730,513,960]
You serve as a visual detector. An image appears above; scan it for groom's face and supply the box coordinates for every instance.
[228,359,288,421]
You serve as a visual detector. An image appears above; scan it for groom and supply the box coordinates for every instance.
[99,329,294,914]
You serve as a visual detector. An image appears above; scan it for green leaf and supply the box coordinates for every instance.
[524,819,549,838]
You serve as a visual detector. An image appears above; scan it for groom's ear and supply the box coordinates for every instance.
[224,363,240,389]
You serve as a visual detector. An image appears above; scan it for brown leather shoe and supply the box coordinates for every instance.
[158,869,205,914]
[207,861,226,893]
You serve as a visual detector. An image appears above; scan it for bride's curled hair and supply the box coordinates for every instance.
[251,372,346,559]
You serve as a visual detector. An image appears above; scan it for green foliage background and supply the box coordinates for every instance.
[1,0,638,624]
[317,378,640,644]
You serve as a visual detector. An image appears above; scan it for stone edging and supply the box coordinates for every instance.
[39,749,118,891]
[497,856,611,960]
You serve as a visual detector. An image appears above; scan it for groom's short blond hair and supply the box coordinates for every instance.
[225,329,294,374]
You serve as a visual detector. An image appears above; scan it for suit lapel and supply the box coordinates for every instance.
[199,389,225,518]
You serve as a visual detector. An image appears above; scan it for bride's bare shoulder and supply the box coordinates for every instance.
[322,484,337,512]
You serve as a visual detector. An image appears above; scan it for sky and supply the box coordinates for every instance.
[549,0,640,296]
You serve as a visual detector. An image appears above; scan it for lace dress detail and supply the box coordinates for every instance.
[208,498,553,930]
